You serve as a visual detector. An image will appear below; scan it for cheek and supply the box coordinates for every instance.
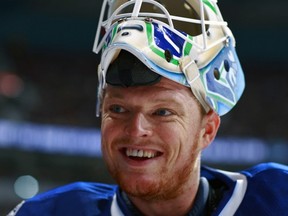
[101,118,128,159]
[101,118,121,139]
[160,119,197,142]
[166,119,202,156]
[101,119,119,155]
[156,123,178,140]
[155,123,190,159]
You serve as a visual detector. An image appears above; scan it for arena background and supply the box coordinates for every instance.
[1,0,288,214]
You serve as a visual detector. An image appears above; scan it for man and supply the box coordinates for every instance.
[9,0,288,215]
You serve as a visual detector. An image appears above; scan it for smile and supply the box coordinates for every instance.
[125,148,161,159]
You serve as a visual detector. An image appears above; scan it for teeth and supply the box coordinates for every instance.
[132,149,138,157]
[126,148,157,158]
[138,150,144,157]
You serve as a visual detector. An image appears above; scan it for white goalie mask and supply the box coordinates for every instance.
[93,0,245,116]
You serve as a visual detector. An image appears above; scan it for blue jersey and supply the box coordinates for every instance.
[9,162,288,216]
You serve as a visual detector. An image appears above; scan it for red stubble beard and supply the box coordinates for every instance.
[102,137,201,201]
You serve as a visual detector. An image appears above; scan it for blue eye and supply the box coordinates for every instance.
[154,109,172,116]
[110,105,125,113]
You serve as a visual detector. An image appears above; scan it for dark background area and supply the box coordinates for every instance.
[1,0,288,214]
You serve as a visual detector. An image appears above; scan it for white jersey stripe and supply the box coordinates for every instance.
[111,193,125,216]
[218,170,248,216]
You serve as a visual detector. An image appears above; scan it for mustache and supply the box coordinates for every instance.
[109,137,159,148]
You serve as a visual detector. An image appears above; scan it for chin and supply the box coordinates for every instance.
[116,172,183,201]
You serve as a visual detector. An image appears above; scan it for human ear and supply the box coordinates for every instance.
[200,110,221,149]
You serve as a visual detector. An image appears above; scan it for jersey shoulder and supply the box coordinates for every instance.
[241,162,288,177]
[236,162,288,215]
[201,163,288,215]
[14,182,117,216]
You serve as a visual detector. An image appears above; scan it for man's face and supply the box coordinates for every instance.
[101,77,213,200]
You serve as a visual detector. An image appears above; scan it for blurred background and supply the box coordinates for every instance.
[0,0,288,214]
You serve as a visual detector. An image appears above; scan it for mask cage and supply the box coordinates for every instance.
[93,0,231,55]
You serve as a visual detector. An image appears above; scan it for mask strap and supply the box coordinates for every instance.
[180,56,210,113]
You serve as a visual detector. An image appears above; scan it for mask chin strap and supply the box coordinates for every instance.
[96,64,106,117]
[180,56,211,113]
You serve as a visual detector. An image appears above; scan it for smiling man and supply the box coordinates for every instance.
[10,0,288,216]
[100,53,220,215]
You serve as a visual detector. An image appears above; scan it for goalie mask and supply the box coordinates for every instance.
[93,0,245,116]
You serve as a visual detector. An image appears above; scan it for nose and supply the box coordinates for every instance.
[125,113,152,137]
